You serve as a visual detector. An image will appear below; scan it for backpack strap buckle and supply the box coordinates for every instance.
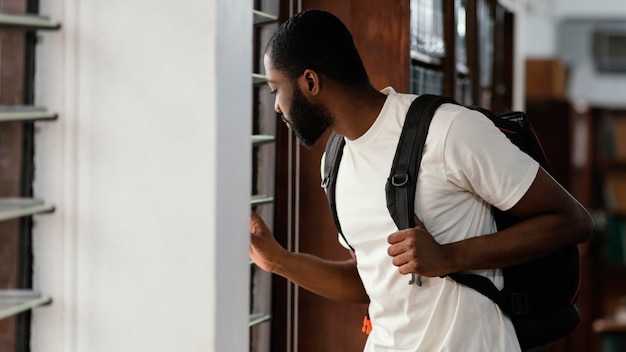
[321,176,330,189]
[391,174,409,187]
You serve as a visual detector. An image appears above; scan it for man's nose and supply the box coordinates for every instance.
[274,100,282,114]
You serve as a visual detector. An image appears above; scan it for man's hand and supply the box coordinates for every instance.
[250,211,369,303]
[387,216,452,278]
[250,211,287,273]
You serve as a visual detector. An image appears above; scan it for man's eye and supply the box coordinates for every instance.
[269,89,277,95]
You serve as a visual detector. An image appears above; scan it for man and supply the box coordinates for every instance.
[250,9,593,351]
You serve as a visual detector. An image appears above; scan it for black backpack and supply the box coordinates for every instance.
[321,94,581,351]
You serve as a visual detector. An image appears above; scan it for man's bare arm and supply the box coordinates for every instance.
[388,168,594,276]
[251,211,368,304]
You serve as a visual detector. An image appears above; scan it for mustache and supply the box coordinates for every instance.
[280,114,292,127]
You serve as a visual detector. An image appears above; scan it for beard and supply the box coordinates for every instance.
[286,85,333,148]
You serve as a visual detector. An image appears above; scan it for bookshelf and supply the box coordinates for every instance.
[594,107,626,327]
[528,102,626,351]
[409,0,514,111]
[523,99,599,352]
[586,106,626,352]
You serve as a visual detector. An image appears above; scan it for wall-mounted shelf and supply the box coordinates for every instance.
[0,198,55,222]
[253,10,277,26]
[0,13,60,31]
[250,6,277,350]
[0,290,51,320]
[252,135,275,146]
[251,195,274,206]
[249,313,272,327]
[410,50,443,66]
[0,106,57,122]
[252,73,266,86]
[0,6,59,348]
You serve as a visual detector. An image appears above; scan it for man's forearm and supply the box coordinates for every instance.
[270,251,369,304]
[445,183,592,274]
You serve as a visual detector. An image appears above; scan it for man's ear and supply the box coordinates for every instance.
[300,69,320,96]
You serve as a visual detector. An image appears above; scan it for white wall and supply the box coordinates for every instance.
[519,0,626,107]
[554,0,626,18]
[518,0,558,57]
[31,0,251,351]
[521,0,626,57]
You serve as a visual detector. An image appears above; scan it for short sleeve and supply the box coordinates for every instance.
[442,108,539,211]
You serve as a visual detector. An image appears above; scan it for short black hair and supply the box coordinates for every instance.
[266,10,370,88]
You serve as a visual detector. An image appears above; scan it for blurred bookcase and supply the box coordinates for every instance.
[409,0,515,111]
[596,108,626,268]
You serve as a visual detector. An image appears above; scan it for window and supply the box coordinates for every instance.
[0,6,58,351]
[250,1,279,351]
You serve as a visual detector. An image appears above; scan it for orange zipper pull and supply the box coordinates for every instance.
[361,314,372,335]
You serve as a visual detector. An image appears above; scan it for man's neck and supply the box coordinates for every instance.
[330,88,387,141]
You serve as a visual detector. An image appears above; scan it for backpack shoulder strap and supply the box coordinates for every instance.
[322,93,456,250]
[321,132,354,251]
[386,94,457,230]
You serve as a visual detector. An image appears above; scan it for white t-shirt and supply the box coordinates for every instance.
[331,87,539,351]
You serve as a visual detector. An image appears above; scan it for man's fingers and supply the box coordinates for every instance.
[388,216,425,244]
[250,211,269,236]
[387,242,400,257]
[387,231,404,245]
[387,232,416,257]
[390,251,409,266]
[250,211,260,234]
